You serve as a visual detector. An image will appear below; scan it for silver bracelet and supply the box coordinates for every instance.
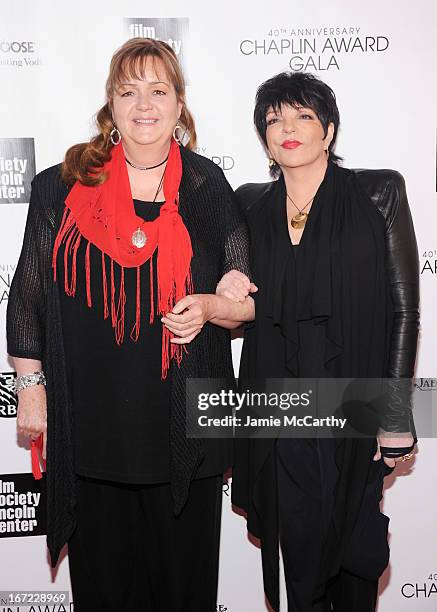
[13,371,46,395]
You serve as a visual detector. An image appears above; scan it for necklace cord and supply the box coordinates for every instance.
[286,192,315,214]
[126,153,169,171]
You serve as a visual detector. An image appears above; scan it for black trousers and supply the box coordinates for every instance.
[277,439,391,612]
[68,474,222,612]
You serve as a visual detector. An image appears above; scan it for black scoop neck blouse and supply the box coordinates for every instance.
[58,199,171,484]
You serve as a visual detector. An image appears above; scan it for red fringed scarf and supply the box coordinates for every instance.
[52,139,193,379]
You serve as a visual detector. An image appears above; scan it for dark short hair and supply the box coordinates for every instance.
[254,72,341,177]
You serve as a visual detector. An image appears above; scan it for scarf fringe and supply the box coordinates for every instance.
[109,258,126,344]
[130,265,141,342]
[149,256,155,324]
[51,207,82,299]
[64,227,81,296]
[160,268,193,380]
[52,207,73,281]
[115,265,126,344]
[53,210,129,348]
[85,241,92,307]
[101,252,109,319]
[110,258,116,328]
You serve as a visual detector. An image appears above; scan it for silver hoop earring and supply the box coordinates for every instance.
[110,127,121,146]
[172,123,182,145]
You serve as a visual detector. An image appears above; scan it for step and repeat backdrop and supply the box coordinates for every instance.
[0,0,436,610]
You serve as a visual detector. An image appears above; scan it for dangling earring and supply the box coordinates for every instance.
[173,122,182,144]
[110,127,121,146]
[269,158,276,168]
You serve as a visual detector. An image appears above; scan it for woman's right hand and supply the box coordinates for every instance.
[17,385,47,460]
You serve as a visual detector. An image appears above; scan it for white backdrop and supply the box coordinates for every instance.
[0,0,436,610]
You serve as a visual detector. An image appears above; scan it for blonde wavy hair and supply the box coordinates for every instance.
[62,38,197,186]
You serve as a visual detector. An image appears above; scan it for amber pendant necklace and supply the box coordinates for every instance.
[287,192,316,229]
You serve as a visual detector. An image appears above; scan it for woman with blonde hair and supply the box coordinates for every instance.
[7,38,254,611]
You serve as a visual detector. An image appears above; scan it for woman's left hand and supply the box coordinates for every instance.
[373,434,415,468]
[162,294,213,345]
[216,270,258,303]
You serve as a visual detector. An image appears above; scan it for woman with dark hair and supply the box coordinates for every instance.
[231,72,419,611]
[7,38,254,611]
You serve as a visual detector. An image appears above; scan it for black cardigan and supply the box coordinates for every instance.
[7,146,251,567]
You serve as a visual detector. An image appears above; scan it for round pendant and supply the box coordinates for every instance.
[290,212,308,229]
[131,228,147,248]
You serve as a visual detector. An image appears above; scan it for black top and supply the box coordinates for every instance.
[292,242,327,376]
[58,200,171,483]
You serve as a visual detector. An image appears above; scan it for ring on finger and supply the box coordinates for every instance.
[400,452,415,462]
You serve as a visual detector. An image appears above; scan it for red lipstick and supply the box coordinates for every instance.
[281,140,302,149]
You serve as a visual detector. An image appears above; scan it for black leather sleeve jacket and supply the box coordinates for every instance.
[355,170,419,439]
[239,168,420,437]
[354,169,419,378]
